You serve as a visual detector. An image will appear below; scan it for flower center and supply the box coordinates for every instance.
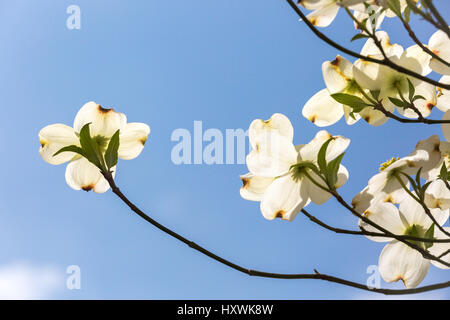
[379,157,399,172]
[290,163,308,183]
[92,135,110,153]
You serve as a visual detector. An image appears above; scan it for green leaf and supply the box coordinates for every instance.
[330,93,371,112]
[79,123,105,170]
[424,223,435,249]
[317,138,333,174]
[439,162,448,180]
[326,152,345,189]
[387,0,402,17]
[351,33,369,42]
[388,97,409,109]
[104,129,120,170]
[398,171,419,196]
[407,78,415,102]
[412,95,426,102]
[415,167,422,189]
[53,145,85,158]
[403,5,411,23]
[370,90,380,101]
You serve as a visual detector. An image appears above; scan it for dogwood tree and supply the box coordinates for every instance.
[39,0,450,295]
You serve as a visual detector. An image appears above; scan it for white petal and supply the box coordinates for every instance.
[239,173,274,202]
[428,28,450,75]
[305,2,339,28]
[260,175,310,221]
[118,122,150,160]
[297,0,334,10]
[412,135,441,175]
[399,45,432,76]
[73,101,127,138]
[429,227,450,269]
[361,31,403,58]
[335,164,349,189]
[39,124,79,165]
[367,171,409,204]
[304,170,332,205]
[378,240,430,288]
[302,89,344,127]
[343,105,361,125]
[353,59,384,90]
[299,130,350,163]
[322,55,354,94]
[425,179,450,210]
[249,113,294,149]
[442,110,450,142]
[359,202,405,242]
[65,157,114,193]
[399,196,449,230]
[436,75,450,112]
[246,132,298,178]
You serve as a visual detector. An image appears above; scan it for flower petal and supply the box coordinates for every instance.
[65,157,114,193]
[359,202,405,242]
[260,175,310,221]
[302,89,344,127]
[428,28,450,75]
[436,75,450,112]
[425,179,450,210]
[249,113,294,149]
[429,227,450,269]
[399,196,449,230]
[239,173,274,202]
[299,130,350,163]
[322,55,354,94]
[378,240,430,288]
[305,2,339,28]
[246,132,298,178]
[361,31,403,58]
[118,122,151,160]
[39,124,79,165]
[73,101,127,138]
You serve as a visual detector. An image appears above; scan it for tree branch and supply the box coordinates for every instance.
[285,0,450,90]
[101,171,449,295]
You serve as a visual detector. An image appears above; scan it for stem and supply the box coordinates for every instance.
[424,0,450,38]
[101,171,449,295]
[285,0,450,90]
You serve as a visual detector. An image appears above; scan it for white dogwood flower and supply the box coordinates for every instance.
[298,0,365,28]
[240,113,349,221]
[303,54,392,127]
[354,34,436,119]
[39,101,150,193]
[359,198,449,288]
[352,135,441,213]
[428,28,450,75]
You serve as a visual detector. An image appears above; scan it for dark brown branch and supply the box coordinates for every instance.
[424,0,450,38]
[101,171,449,295]
[285,0,450,90]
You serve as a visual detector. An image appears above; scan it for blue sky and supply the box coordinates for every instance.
[0,0,449,299]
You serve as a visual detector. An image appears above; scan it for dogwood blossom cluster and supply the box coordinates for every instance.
[302,29,450,127]
[39,101,150,193]
[352,134,450,288]
[240,113,349,221]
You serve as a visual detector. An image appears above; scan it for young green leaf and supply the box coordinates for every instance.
[104,129,120,170]
[317,138,333,174]
[326,152,345,189]
[79,123,105,170]
[330,93,371,112]
[424,223,435,249]
[351,33,369,42]
[370,90,380,101]
[387,0,402,17]
[407,78,415,102]
[388,97,410,109]
[53,145,85,158]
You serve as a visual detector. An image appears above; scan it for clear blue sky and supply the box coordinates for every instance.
[0,0,448,299]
